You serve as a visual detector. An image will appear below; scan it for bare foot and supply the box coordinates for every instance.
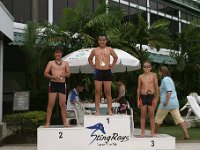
[108,110,113,116]
[94,112,100,116]
[181,136,190,140]
[140,133,145,138]
[64,124,71,128]
[151,133,157,137]
[44,123,50,128]
[108,112,113,116]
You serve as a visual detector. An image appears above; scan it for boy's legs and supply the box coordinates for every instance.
[94,80,102,115]
[103,81,112,115]
[59,93,68,127]
[148,106,156,136]
[45,93,57,127]
[140,105,147,137]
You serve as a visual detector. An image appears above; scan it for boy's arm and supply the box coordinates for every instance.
[88,49,95,68]
[154,73,159,105]
[137,75,141,108]
[44,61,54,80]
[110,48,118,69]
[64,61,70,78]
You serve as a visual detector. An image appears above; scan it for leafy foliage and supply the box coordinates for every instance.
[173,21,200,96]
[3,111,46,133]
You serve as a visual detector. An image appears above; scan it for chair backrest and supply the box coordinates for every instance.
[197,96,200,105]
[74,101,85,125]
[187,96,200,119]
[67,108,78,119]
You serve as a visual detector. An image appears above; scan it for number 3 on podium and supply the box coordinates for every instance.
[151,140,155,147]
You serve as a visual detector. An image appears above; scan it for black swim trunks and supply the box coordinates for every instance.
[93,69,112,81]
[140,94,155,106]
[49,81,67,94]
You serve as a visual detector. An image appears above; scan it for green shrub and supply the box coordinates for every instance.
[3,111,46,133]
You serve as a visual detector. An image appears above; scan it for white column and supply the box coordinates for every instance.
[147,0,150,28]
[106,0,109,13]
[48,0,53,24]
[0,40,3,122]
[178,10,181,33]
[178,10,182,51]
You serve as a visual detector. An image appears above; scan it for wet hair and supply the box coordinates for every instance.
[98,34,108,41]
[76,82,85,88]
[159,65,171,77]
[143,60,152,67]
[116,77,124,84]
[52,45,63,53]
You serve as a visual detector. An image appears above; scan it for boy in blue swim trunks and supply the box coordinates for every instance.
[88,34,118,115]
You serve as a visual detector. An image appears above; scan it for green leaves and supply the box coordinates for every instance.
[149,19,171,50]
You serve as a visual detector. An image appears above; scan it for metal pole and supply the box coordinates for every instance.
[106,0,109,14]
[147,0,150,28]
[0,40,3,122]
[32,0,39,22]
[48,0,53,24]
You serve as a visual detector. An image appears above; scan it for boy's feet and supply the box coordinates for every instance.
[44,123,50,128]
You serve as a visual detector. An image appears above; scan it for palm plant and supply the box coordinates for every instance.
[173,21,200,96]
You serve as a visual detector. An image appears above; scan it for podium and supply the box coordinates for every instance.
[37,115,175,150]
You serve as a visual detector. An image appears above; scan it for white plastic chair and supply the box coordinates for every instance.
[180,92,200,119]
[127,101,134,135]
[66,108,78,125]
[66,101,92,125]
[187,96,200,120]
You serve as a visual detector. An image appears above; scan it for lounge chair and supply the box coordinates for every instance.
[187,96,200,119]
[180,93,200,119]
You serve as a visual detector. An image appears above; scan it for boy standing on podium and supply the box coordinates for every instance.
[44,47,70,127]
[88,34,118,115]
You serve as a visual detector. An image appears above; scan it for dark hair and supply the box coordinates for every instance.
[98,34,108,40]
[160,66,171,77]
[76,82,85,88]
[116,77,124,84]
[52,45,63,53]
[143,60,152,66]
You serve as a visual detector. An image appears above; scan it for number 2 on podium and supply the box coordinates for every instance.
[59,132,63,139]
[106,117,110,124]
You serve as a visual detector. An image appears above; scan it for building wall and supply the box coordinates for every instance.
[1,0,199,33]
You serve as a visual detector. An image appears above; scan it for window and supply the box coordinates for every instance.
[68,0,78,8]
[165,6,173,16]
[130,0,138,4]
[172,8,178,18]
[171,20,179,35]
[53,0,67,24]
[187,14,193,21]
[181,12,187,20]
[150,0,157,10]
[38,0,48,23]
[93,0,99,12]
[138,0,146,7]
[122,4,130,22]
[13,0,31,23]
[157,3,165,13]
[1,0,13,14]
[150,13,158,25]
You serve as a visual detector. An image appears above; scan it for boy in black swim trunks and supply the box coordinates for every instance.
[88,34,118,115]
[137,60,159,137]
[44,47,70,127]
